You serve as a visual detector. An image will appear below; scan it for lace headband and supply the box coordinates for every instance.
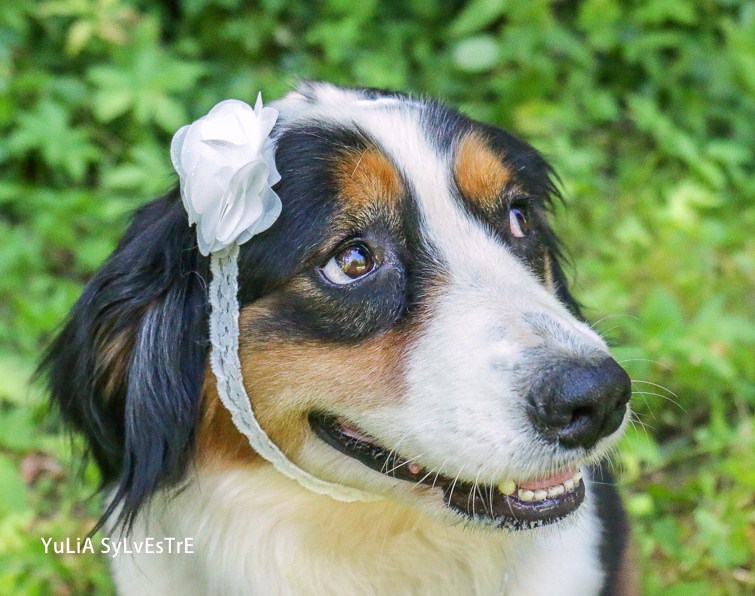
[171,95,378,502]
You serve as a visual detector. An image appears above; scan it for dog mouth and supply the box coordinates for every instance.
[309,412,585,530]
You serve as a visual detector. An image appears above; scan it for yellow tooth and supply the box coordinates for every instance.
[498,480,516,496]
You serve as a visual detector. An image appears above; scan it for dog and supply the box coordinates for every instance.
[42,82,636,595]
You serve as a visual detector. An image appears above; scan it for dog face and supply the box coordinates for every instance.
[44,83,630,532]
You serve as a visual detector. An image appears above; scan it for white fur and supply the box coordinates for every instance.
[111,467,604,595]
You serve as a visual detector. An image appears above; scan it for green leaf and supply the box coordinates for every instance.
[87,17,205,129]
[452,35,500,73]
[0,354,38,405]
[6,99,97,181]
[0,405,36,452]
[449,0,508,38]
[0,455,28,514]
[661,583,712,596]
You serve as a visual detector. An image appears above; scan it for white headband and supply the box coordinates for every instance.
[171,95,378,502]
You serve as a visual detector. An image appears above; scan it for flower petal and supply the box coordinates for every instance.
[170,125,190,178]
[170,94,282,254]
[201,100,255,146]
[214,163,264,244]
[263,138,281,186]
[197,199,222,256]
[246,186,282,238]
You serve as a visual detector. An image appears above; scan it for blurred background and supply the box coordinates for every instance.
[0,0,753,593]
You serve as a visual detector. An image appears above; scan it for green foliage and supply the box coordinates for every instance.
[1,0,753,593]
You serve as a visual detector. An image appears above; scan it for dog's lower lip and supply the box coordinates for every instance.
[309,412,586,530]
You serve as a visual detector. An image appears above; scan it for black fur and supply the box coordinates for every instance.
[593,463,632,595]
[240,124,410,342]
[40,193,210,529]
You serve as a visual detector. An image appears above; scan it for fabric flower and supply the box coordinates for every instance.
[170,94,282,256]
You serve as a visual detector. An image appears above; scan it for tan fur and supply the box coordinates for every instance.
[454,132,511,208]
[334,146,404,209]
[195,374,255,469]
[196,299,409,467]
[197,147,407,468]
[96,329,134,396]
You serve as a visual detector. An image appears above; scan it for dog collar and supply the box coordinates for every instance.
[171,95,379,503]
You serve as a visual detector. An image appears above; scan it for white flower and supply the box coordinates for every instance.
[170,94,282,256]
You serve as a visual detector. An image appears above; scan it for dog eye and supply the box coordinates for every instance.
[321,243,377,285]
[509,206,530,238]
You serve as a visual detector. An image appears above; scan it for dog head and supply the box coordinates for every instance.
[43,83,630,531]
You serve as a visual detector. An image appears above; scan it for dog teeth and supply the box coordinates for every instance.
[518,489,535,502]
[504,470,583,501]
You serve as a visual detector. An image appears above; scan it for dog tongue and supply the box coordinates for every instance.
[518,468,576,491]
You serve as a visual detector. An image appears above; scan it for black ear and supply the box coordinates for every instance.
[547,246,583,318]
[538,169,583,319]
[39,189,209,530]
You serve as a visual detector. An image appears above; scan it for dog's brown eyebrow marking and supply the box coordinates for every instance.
[454,131,511,210]
[333,146,404,213]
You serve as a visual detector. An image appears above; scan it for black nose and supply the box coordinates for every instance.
[526,357,631,449]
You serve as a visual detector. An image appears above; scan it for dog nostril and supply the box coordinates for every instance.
[570,406,593,424]
[528,357,631,450]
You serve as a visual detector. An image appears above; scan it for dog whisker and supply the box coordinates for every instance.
[628,411,655,433]
[631,393,658,420]
[618,358,672,371]
[386,452,425,476]
[468,469,483,519]
[631,389,686,412]
[447,465,466,517]
[589,313,640,330]
[379,434,412,474]
[631,379,680,399]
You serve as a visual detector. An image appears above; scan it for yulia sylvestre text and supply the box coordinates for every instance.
[41,536,194,558]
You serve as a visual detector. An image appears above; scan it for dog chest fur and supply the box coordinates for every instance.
[111,467,604,595]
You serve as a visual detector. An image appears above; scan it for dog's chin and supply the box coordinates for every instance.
[308,412,588,531]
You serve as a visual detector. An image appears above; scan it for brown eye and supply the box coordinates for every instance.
[322,243,376,285]
[509,207,530,238]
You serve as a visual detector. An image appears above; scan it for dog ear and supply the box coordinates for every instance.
[537,168,583,319]
[40,189,209,530]
[544,242,583,318]
[477,122,584,319]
